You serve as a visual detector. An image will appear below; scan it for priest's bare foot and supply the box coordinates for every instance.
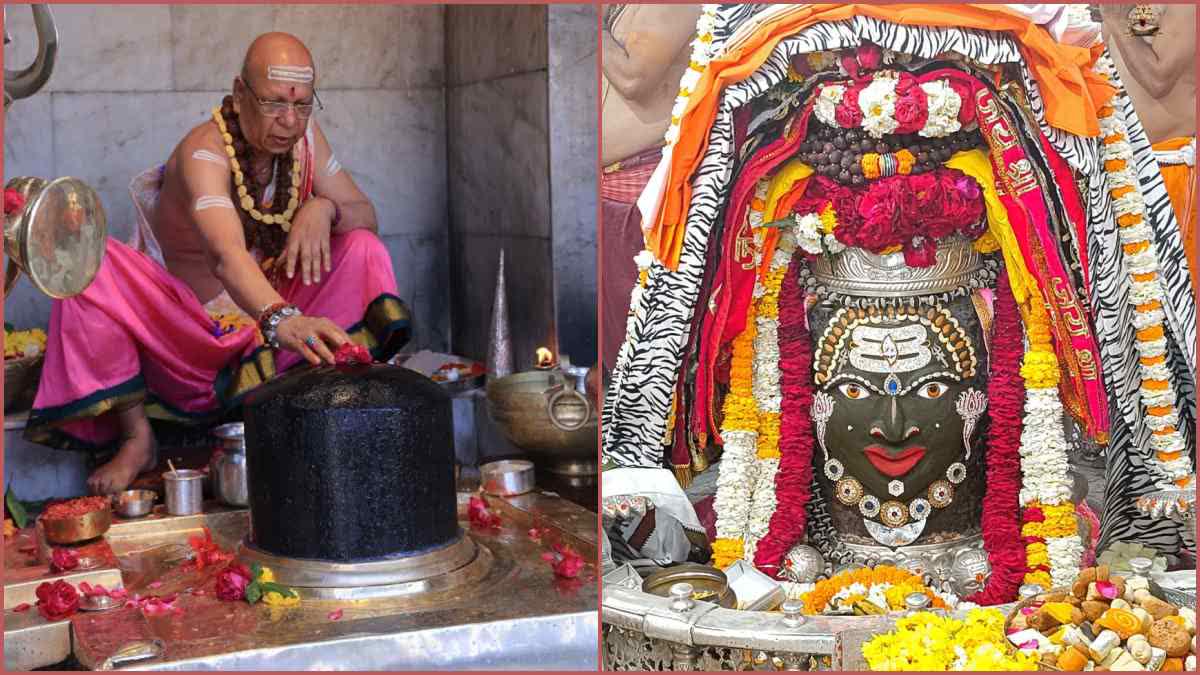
[86,406,158,495]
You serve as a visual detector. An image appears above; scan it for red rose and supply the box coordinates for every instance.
[3,189,25,216]
[839,54,859,78]
[948,79,976,124]
[893,89,928,134]
[857,180,908,248]
[856,44,883,71]
[51,548,80,573]
[541,542,586,579]
[834,88,864,129]
[35,580,79,621]
[215,564,252,602]
[334,342,373,365]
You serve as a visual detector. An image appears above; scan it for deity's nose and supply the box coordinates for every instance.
[870,397,916,444]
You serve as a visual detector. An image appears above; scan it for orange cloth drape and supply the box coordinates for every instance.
[1152,137,1198,296]
[648,4,1117,270]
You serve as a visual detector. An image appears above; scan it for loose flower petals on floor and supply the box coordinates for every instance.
[328,609,344,621]
[13,603,31,612]
[541,543,586,579]
[50,548,80,573]
[188,527,233,570]
[468,496,501,530]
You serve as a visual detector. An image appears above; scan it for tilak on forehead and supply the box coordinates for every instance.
[266,64,314,84]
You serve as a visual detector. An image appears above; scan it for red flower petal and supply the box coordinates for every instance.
[328,609,344,621]
[1096,580,1118,599]
[13,603,31,612]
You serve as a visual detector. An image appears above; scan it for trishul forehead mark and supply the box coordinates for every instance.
[814,304,978,386]
[266,65,314,84]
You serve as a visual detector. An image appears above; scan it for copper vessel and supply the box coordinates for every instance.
[41,506,112,544]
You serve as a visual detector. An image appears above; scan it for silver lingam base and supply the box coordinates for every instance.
[237,534,494,601]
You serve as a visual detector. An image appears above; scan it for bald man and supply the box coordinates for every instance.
[27,33,410,494]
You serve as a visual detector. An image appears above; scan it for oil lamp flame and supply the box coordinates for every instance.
[535,347,556,369]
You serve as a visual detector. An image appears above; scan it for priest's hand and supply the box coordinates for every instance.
[275,314,351,365]
[281,197,336,285]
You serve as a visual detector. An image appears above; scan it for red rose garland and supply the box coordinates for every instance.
[793,168,986,267]
[966,272,1028,605]
[753,252,816,577]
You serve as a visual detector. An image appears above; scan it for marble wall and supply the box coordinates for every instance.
[445,4,597,369]
[3,4,450,350]
[549,5,599,368]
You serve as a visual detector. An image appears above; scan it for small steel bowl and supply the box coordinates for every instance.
[642,563,737,609]
[41,507,112,545]
[112,489,157,519]
[480,459,536,497]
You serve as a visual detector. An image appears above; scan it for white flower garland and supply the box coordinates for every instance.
[1019,384,1082,586]
[663,4,719,147]
[810,72,965,139]
[1094,55,1194,487]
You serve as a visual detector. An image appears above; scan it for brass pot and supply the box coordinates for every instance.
[486,370,597,476]
[41,507,112,545]
[642,563,738,609]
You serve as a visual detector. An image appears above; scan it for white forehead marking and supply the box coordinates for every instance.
[267,65,314,83]
[848,324,931,374]
[324,155,341,177]
[191,149,228,166]
[194,195,235,212]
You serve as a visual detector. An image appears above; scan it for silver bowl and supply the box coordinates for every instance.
[480,460,535,496]
[112,489,156,519]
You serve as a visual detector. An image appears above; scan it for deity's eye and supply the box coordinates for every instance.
[919,382,949,399]
[837,382,870,400]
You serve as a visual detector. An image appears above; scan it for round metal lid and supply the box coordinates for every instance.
[14,176,106,298]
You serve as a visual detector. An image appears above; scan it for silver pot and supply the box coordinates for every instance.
[210,422,248,507]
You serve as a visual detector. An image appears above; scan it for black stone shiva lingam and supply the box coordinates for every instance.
[237,362,490,597]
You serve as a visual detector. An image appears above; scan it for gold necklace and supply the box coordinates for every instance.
[211,107,301,232]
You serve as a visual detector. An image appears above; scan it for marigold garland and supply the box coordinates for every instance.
[800,565,946,615]
[744,231,794,562]
[1017,302,1082,589]
[711,301,759,569]
[1094,57,1193,489]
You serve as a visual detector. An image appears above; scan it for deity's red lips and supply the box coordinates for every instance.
[863,445,926,478]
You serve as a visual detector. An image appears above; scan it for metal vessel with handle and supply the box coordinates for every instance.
[4,5,58,109]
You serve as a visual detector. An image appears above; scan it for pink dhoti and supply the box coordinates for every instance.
[26,230,410,451]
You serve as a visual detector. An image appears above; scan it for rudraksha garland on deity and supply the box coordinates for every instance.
[213,95,300,268]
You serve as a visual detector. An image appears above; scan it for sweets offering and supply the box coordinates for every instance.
[1007,565,1197,671]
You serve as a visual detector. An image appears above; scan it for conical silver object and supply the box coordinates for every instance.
[487,249,514,379]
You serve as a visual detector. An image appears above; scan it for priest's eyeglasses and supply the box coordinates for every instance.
[238,77,323,119]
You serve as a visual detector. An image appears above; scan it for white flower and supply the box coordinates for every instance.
[1047,536,1084,588]
[859,73,900,138]
[714,430,760,540]
[814,84,846,127]
[918,80,963,138]
[792,213,824,255]
[824,233,846,254]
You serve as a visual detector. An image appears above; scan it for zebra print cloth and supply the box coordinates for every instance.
[602,9,1196,554]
